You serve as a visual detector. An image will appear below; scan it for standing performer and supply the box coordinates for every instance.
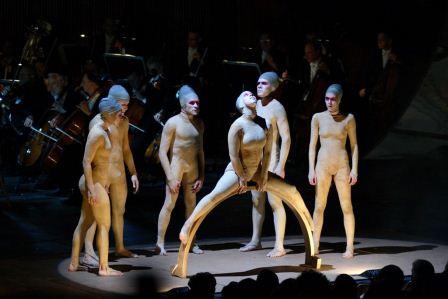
[240,72,291,258]
[155,85,205,255]
[82,85,140,267]
[308,84,358,258]
[179,91,312,246]
[68,97,123,276]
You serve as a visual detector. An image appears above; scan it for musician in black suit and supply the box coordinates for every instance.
[256,32,287,74]
[166,31,209,90]
[287,39,345,164]
[359,32,399,100]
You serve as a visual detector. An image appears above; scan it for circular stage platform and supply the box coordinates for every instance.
[58,236,448,294]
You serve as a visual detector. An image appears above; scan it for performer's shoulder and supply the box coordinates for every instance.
[165,115,179,125]
[345,113,356,122]
[89,113,102,130]
[88,124,106,141]
[271,99,287,114]
[313,112,325,119]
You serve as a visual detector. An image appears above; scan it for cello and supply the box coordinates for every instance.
[41,88,103,171]
[17,109,59,167]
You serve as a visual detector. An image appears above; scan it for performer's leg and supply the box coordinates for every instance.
[156,185,180,255]
[265,174,313,227]
[239,191,266,252]
[156,164,183,255]
[109,180,136,257]
[83,222,98,266]
[79,176,98,266]
[182,169,203,254]
[334,167,355,258]
[68,198,95,271]
[91,183,122,276]
[179,171,239,244]
[313,168,332,254]
[266,192,286,258]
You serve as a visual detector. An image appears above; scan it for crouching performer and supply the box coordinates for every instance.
[68,97,124,276]
[178,91,313,257]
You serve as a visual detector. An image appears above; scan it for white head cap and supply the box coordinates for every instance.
[177,85,198,108]
[235,92,246,113]
[108,85,130,103]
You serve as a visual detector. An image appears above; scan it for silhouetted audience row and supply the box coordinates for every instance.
[144,259,448,299]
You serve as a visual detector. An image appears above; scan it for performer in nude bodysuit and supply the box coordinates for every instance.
[179,91,312,247]
[240,72,291,258]
[82,85,140,267]
[68,97,124,276]
[308,84,358,258]
[155,85,205,255]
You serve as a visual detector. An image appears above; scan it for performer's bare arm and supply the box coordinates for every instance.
[228,121,247,193]
[258,126,273,191]
[122,118,139,192]
[308,114,319,185]
[274,107,291,178]
[158,119,179,193]
[192,120,205,193]
[347,115,358,185]
[82,128,105,205]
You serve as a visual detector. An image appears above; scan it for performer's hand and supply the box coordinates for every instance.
[308,171,317,185]
[318,62,330,74]
[131,174,139,194]
[168,179,181,194]
[359,89,367,98]
[274,166,285,179]
[237,177,247,194]
[87,188,97,206]
[349,171,358,185]
[23,116,33,128]
[266,54,277,70]
[191,179,203,193]
[79,101,91,115]
[256,175,268,192]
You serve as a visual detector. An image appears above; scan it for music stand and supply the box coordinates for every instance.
[103,53,147,81]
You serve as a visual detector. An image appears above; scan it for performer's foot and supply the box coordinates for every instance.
[239,242,262,252]
[154,244,167,256]
[191,244,204,254]
[266,248,286,258]
[80,253,99,268]
[115,248,138,258]
[68,263,87,272]
[98,266,123,277]
[342,247,354,259]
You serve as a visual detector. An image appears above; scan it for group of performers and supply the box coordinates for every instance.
[68,71,358,277]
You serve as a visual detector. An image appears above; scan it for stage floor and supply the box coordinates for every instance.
[58,236,448,294]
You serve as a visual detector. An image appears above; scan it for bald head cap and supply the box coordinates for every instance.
[326,84,343,100]
[177,85,198,108]
[99,97,121,115]
[259,71,280,91]
[108,85,130,103]
[236,91,247,113]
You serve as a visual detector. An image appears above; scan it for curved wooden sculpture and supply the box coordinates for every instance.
[171,182,321,278]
